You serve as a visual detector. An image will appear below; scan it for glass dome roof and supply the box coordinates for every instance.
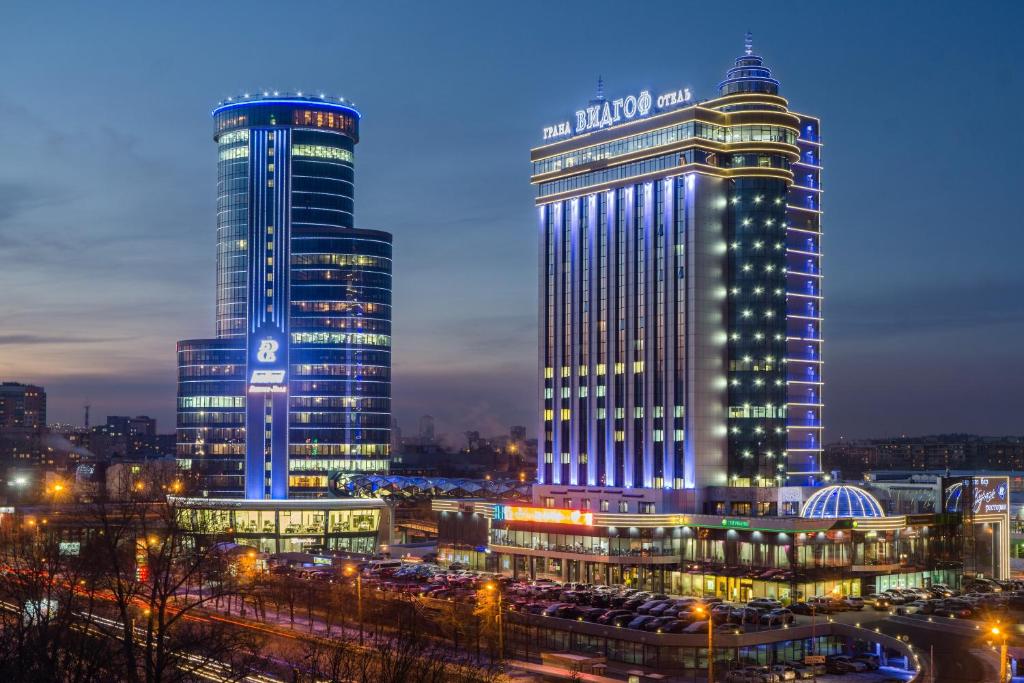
[800,485,885,519]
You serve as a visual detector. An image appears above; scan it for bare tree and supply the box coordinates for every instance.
[0,520,117,682]
[82,495,266,683]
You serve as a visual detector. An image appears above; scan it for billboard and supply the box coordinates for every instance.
[494,506,594,526]
[943,476,1009,515]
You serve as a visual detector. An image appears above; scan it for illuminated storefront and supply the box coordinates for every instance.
[435,479,1010,597]
[172,497,391,555]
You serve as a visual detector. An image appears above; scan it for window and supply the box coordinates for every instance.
[563,498,573,508]
[582,499,592,510]
[600,500,609,512]
[543,497,554,508]
[618,501,629,513]
[639,502,656,514]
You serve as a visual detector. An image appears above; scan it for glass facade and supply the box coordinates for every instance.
[532,41,821,492]
[178,94,391,499]
[175,498,385,555]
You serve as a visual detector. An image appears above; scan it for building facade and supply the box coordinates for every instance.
[177,94,392,500]
[0,382,47,464]
[533,36,822,496]
[434,477,1009,597]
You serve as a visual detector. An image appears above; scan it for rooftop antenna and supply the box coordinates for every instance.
[744,30,754,56]
[596,75,605,101]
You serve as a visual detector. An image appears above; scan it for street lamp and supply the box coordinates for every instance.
[485,581,504,659]
[991,626,1008,683]
[344,565,363,645]
[695,605,714,682]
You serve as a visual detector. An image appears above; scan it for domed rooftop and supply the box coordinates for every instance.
[718,31,780,98]
[800,485,885,519]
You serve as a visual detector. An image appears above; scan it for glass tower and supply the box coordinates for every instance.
[178,94,392,499]
[531,37,822,493]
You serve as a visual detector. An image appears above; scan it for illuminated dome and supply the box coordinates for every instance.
[800,485,885,518]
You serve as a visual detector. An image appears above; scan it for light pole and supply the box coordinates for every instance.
[991,626,1007,683]
[695,605,714,682]
[344,565,363,645]
[485,581,504,660]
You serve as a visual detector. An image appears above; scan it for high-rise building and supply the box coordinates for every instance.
[0,382,47,463]
[177,93,392,499]
[104,415,158,455]
[418,415,436,443]
[0,383,46,432]
[532,35,822,496]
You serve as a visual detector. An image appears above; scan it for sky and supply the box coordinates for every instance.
[0,1,1022,443]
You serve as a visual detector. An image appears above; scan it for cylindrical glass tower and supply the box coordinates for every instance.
[178,94,391,499]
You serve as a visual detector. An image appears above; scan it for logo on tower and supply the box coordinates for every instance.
[256,338,279,363]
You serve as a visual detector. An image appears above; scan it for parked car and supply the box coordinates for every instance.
[610,612,636,627]
[760,608,794,626]
[627,615,657,630]
[730,607,765,624]
[748,598,783,611]
[684,619,711,633]
[789,602,822,616]
[842,596,865,610]
[853,654,881,670]
[596,609,632,625]
[896,601,928,615]
[712,604,735,623]
[636,599,669,615]
[881,590,911,605]
[806,597,836,613]
[743,665,781,683]
[726,671,760,683]
[864,594,892,610]
[785,663,815,679]
[828,656,868,674]
[542,602,571,617]
[769,664,798,681]
[579,607,607,622]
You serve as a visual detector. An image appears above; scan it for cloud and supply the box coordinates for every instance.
[0,333,130,346]
[0,182,70,229]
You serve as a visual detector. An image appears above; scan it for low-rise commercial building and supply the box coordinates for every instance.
[434,477,1009,599]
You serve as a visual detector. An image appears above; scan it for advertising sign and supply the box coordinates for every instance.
[943,476,1009,515]
[494,506,594,526]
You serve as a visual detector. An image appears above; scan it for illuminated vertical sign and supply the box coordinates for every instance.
[245,127,291,500]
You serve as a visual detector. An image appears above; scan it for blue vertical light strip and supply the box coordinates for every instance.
[244,129,268,499]
[662,177,675,488]
[681,173,696,489]
[551,202,562,485]
[642,181,655,489]
[568,198,580,485]
[622,185,635,490]
[586,194,599,487]
[537,204,548,486]
[603,190,617,488]
[270,128,291,500]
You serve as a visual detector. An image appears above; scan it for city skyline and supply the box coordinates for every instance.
[1,2,1022,442]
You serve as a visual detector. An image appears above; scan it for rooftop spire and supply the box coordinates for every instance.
[744,30,753,56]
[596,75,605,101]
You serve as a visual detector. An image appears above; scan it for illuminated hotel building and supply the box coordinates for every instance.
[532,36,822,497]
[177,93,392,500]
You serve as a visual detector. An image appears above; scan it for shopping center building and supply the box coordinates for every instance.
[435,476,1009,600]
